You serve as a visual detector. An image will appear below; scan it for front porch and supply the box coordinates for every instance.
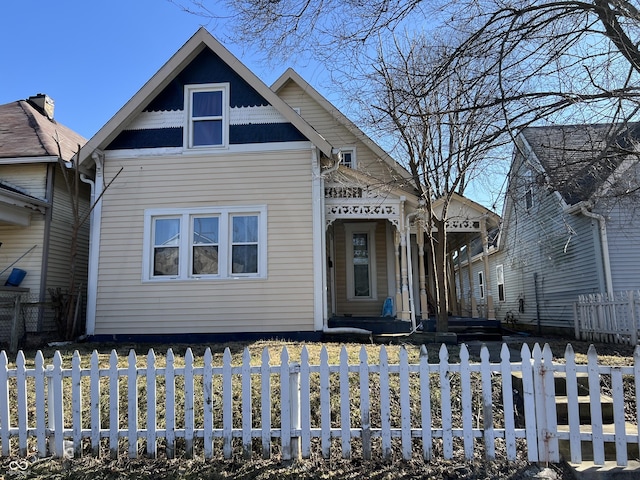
[327,315,505,341]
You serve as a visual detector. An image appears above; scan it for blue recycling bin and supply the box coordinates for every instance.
[5,268,26,287]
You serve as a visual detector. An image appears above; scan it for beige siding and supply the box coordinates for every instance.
[94,148,316,335]
[45,165,91,332]
[277,83,399,182]
[333,219,389,316]
[0,164,48,199]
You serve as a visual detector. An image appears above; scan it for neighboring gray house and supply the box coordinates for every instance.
[459,124,640,333]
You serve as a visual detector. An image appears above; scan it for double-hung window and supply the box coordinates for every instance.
[340,147,356,169]
[185,84,229,149]
[144,206,266,281]
[496,264,505,302]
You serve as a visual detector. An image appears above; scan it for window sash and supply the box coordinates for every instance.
[185,84,228,148]
[144,207,266,281]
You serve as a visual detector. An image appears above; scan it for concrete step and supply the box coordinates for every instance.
[568,460,640,480]
[555,394,614,425]
[512,370,590,397]
[557,423,639,463]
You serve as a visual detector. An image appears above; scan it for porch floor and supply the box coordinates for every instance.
[327,315,505,341]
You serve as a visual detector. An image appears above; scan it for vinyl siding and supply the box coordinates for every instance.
[0,163,48,199]
[489,155,601,330]
[44,165,91,332]
[94,147,317,335]
[277,82,400,182]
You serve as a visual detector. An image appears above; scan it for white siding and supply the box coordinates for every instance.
[94,147,317,335]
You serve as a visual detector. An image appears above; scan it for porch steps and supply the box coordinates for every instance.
[512,369,640,477]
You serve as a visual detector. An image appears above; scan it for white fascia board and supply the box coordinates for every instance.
[0,156,59,164]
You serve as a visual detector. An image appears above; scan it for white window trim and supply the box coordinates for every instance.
[340,146,357,169]
[478,271,485,299]
[524,169,533,211]
[345,222,377,300]
[496,264,505,302]
[184,83,230,150]
[142,205,267,282]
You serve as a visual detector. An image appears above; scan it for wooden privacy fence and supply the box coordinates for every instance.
[575,290,640,344]
[0,343,639,466]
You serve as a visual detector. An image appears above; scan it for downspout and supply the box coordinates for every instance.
[80,151,104,336]
[318,149,372,335]
[579,205,614,296]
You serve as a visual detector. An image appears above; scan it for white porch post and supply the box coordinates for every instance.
[480,217,495,320]
[467,237,477,318]
[399,201,411,321]
[417,225,428,318]
[394,230,402,318]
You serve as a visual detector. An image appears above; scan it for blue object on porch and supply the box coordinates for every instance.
[5,268,26,287]
[381,297,394,317]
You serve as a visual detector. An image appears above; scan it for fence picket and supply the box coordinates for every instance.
[52,351,64,458]
[16,351,27,457]
[127,350,138,458]
[71,351,82,458]
[242,347,252,459]
[184,348,194,459]
[146,349,156,459]
[90,351,100,457]
[399,347,411,460]
[203,348,213,459]
[223,347,233,459]
[108,350,119,459]
[260,347,271,459]
[459,344,473,460]
[165,349,175,459]
[588,344,605,465]
[280,347,291,461]
[319,346,330,459]
[359,346,371,460]
[480,345,495,460]
[379,345,391,461]
[564,344,582,464]
[520,344,538,462]
[542,344,559,463]
[0,351,7,456]
[500,344,517,461]
[635,345,640,460]
[611,367,627,466]
[35,351,46,457]
[300,346,311,459]
[439,344,453,459]
[339,346,350,459]
[419,345,432,461]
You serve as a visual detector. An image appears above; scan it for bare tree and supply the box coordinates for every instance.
[367,34,506,330]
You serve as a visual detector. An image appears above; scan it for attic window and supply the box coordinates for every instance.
[185,84,229,149]
[341,148,356,169]
[524,169,533,210]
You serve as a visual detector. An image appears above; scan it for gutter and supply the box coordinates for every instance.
[565,201,613,296]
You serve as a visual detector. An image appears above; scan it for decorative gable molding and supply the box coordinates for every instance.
[123,105,290,133]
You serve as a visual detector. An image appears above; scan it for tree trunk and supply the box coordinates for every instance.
[433,218,449,332]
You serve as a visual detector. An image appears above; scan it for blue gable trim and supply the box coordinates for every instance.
[106,48,305,150]
[107,128,183,150]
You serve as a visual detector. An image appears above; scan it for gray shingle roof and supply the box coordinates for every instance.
[0,100,86,161]
[522,123,639,205]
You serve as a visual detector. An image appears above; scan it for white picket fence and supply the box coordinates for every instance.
[575,291,640,344]
[0,343,639,466]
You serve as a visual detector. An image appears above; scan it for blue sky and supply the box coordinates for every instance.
[0,1,317,139]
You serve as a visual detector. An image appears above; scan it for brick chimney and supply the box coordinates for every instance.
[27,94,55,120]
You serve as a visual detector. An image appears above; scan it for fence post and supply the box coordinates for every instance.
[629,291,637,345]
[290,362,301,461]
